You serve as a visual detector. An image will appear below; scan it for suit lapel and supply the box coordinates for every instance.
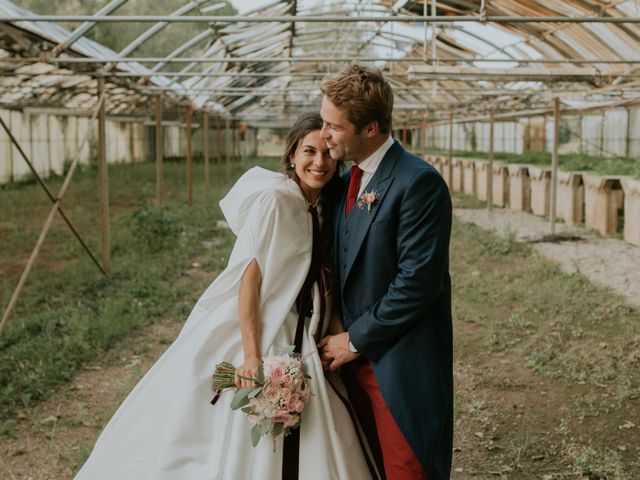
[334,174,349,270]
[342,141,403,287]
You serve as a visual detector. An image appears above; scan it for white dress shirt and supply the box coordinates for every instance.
[356,135,395,197]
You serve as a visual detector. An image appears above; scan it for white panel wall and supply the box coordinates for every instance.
[602,109,628,157]
[422,106,638,159]
[629,108,640,157]
[31,114,49,178]
[48,115,65,175]
[581,114,603,156]
[514,121,524,154]
[10,110,31,181]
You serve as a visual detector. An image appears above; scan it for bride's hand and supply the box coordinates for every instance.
[235,356,262,389]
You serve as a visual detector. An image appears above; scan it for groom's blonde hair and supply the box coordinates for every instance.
[320,64,393,134]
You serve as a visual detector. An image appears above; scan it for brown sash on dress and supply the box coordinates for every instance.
[282,205,324,480]
[283,205,380,480]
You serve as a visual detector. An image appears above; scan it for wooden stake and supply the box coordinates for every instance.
[488,108,494,210]
[216,115,222,185]
[0,94,107,334]
[233,119,239,162]
[550,97,560,234]
[224,119,232,165]
[203,111,210,193]
[155,95,163,206]
[97,77,111,273]
[186,105,193,206]
[448,111,454,186]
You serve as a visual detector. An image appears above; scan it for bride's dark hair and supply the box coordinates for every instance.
[282,112,343,293]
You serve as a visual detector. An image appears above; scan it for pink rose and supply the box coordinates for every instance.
[263,382,279,402]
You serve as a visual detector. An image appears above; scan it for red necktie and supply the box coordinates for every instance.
[345,166,363,216]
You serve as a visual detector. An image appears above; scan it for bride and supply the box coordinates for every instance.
[75,112,377,480]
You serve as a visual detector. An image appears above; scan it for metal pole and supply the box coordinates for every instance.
[488,108,494,210]
[13,55,640,66]
[550,97,560,235]
[97,77,111,273]
[5,14,640,23]
[155,94,164,206]
[203,110,210,194]
[186,105,193,206]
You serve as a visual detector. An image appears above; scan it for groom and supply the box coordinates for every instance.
[318,65,453,480]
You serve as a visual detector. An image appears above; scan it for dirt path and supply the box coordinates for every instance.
[0,257,212,480]
[453,208,640,308]
[0,320,184,479]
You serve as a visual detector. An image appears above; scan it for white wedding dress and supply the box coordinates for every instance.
[75,167,373,480]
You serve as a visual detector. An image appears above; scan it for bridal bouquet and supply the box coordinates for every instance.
[212,351,311,447]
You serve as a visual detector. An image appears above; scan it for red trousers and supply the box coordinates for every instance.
[342,358,428,480]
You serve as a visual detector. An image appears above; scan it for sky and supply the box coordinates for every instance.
[230,0,278,14]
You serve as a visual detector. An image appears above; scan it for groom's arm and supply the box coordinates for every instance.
[347,168,452,363]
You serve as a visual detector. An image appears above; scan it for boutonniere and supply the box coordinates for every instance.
[356,190,378,214]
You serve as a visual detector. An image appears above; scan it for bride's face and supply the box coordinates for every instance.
[292,130,337,202]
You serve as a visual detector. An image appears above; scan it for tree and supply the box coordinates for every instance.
[12,0,237,58]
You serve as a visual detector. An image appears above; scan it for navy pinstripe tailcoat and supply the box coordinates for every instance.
[334,140,453,480]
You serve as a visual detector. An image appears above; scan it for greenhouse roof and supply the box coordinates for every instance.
[1,0,640,125]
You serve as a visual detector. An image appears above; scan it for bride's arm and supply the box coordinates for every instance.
[236,259,263,389]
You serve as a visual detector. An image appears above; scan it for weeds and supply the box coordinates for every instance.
[0,157,280,435]
[451,214,640,477]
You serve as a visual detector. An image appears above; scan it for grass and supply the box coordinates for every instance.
[451,216,640,478]
[424,148,640,179]
[2,162,640,477]
[0,156,281,436]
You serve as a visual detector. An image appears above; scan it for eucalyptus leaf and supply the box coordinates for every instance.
[230,388,252,410]
[261,418,272,435]
[247,387,263,399]
[256,365,265,384]
[272,422,283,437]
[251,424,262,447]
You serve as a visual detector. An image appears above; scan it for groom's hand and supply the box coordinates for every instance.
[318,333,360,371]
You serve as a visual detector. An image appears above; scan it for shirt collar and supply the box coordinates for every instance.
[356,136,394,174]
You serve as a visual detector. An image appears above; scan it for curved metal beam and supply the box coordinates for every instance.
[51,0,130,56]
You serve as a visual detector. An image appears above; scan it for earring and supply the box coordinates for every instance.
[287,162,295,170]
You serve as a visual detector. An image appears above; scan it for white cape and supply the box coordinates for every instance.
[75,167,373,480]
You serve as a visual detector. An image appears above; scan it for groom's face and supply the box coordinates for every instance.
[320,96,368,164]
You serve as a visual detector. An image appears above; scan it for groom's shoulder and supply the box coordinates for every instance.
[395,147,443,182]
